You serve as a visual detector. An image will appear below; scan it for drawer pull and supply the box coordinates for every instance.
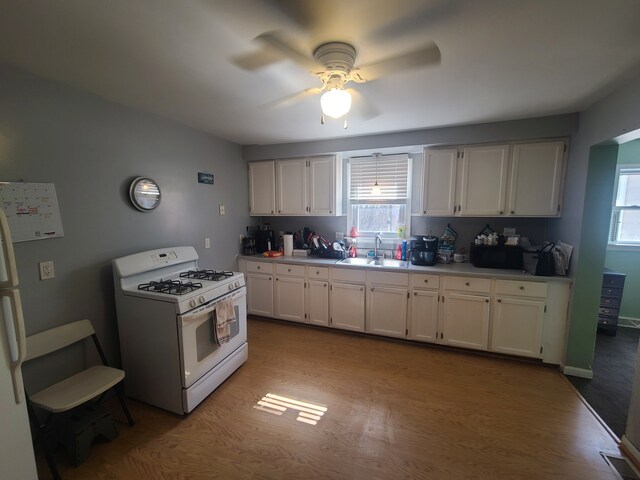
[465,282,470,286]
[497,299,502,303]
[316,270,320,275]
[485,299,489,303]
[257,265,260,270]
[424,279,429,283]
[414,292,417,296]
[288,268,291,272]
[324,283,327,287]
[519,286,524,290]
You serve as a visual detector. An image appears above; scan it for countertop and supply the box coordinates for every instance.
[236,254,573,283]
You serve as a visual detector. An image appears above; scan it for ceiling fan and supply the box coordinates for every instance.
[241,31,442,127]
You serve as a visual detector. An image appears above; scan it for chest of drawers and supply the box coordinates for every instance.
[598,269,626,335]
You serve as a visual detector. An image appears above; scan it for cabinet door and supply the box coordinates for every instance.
[308,156,337,215]
[276,158,307,215]
[422,148,458,216]
[307,280,329,326]
[409,289,439,342]
[246,273,274,316]
[274,276,306,323]
[458,145,509,216]
[330,282,365,332]
[491,296,544,358]
[249,161,276,216]
[442,292,490,350]
[367,286,408,338]
[508,141,565,216]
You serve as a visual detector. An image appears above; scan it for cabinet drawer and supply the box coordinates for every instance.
[601,286,622,298]
[307,266,329,280]
[443,276,491,294]
[410,274,440,290]
[331,267,366,283]
[599,307,619,318]
[495,280,547,299]
[246,261,274,274]
[603,275,625,288]
[275,263,305,277]
[600,296,621,308]
[598,316,618,327]
[366,271,409,287]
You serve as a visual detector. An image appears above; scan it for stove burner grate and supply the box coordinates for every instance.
[180,270,234,282]
[138,279,203,295]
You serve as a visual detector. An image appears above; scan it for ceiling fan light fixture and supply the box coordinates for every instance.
[320,88,352,119]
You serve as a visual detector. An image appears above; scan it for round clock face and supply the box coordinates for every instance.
[129,177,161,211]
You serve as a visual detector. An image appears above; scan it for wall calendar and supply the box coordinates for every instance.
[0,182,64,242]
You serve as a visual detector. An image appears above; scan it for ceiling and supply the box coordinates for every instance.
[1,0,640,146]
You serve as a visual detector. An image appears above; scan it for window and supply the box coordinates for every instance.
[347,154,411,240]
[609,165,640,246]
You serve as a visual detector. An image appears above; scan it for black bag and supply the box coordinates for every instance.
[535,243,556,276]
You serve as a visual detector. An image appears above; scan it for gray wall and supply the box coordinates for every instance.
[0,65,250,376]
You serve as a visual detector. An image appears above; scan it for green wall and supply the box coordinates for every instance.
[565,144,619,369]
[604,140,640,321]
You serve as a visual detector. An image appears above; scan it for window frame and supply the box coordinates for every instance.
[608,163,640,250]
[346,154,412,244]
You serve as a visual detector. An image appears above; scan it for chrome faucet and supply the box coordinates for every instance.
[374,234,382,258]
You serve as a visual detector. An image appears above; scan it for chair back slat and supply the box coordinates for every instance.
[26,319,95,361]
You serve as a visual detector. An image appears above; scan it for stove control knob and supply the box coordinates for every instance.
[234,281,240,288]
[198,295,205,304]
[228,283,234,291]
[190,299,197,308]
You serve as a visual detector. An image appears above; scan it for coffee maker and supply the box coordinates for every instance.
[256,229,275,253]
[410,235,438,266]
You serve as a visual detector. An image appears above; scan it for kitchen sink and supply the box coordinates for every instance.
[370,259,408,268]
[337,257,372,265]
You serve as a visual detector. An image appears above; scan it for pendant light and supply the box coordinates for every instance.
[372,153,381,196]
[320,87,352,119]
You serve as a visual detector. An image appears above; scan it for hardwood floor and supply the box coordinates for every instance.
[37,317,621,479]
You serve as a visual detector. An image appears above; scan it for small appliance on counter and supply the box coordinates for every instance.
[410,235,438,266]
[256,228,275,253]
[241,235,256,255]
[470,244,524,269]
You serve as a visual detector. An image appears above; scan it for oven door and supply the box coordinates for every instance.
[177,287,247,388]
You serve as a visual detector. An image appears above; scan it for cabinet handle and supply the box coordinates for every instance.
[287,268,291,272]
[324,283,327,287]
[276,278,279,281]
[511,210,515,214]
[465,282,470,286]
[497,299,502,303]
[271,210,274,214]
[485,299,489,303]
[424,279,428,283]
[458,205,461,211]
[316,270,320,275]
[278,210,281,213]
[519,286,524,290]
[414,292,417,296]
[329,210,332,214]
[423,210,427,214]
[371,287,375,291]
[268,276,272,280]
[257,266,260,270]
[499,211,503,215]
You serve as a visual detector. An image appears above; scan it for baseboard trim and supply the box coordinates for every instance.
[621,436,640,472]
[563,365,594,379]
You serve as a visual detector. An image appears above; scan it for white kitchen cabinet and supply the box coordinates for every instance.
[508,141,566,216]
[421,148,458,216]
[307,280,329,326]
[441,276,491,350]
[246,273,274,317]
[490,280,547,359]
[308,155,342,215]
[276,158,307,215]
[457,144,510,216]
[408,274,440,342]
[274,264,306,323]
[248,161,276,216]
[330,281,365,332]
[367,285,408,337]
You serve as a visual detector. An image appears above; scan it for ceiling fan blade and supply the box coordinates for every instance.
[255,31,324,72]
[353,43,441,82]
[347,88,381,120]
[260,0,318,30]
[261,87,324,110]
[230,47,285,71]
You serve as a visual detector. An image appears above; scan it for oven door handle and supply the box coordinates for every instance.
[179,286,245,326]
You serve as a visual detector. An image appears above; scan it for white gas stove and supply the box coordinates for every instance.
[112,246,248,414]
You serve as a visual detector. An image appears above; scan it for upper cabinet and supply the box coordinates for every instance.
[249,155,342,217]
[508,141,566,216]
[249,160,276,216]
[421,139,567,218]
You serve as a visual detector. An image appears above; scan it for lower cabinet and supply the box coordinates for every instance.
[367,285,408,337]
[409,290,439,342]
[307,279,329,326]
[246,273,274,316]
[330,282,365,332]
[274,275,306,322]
[442,292,491,350]
[489,280,547,358]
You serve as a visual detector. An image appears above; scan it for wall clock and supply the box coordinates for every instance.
[129,177,161,212]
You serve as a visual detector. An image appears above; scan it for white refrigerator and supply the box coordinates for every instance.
[0,207,38,479]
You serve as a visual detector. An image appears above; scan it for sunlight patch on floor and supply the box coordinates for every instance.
[254,393,327,426]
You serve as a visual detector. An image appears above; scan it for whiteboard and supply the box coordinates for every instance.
[0,182,64,242]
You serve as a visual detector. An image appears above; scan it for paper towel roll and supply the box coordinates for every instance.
[283,234,294,256]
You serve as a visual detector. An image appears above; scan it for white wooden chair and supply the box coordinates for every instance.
[24,319,134,479]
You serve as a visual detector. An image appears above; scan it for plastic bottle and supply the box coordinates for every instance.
[396,245,402,259]
[401,240,407,261]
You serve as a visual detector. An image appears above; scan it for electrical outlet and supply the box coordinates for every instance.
[219,204,225,216]
[205,238,211,249]
[39,261,55,280]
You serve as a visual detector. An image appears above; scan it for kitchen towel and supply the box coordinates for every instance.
[283,234,294,256]
[215,298,236,345]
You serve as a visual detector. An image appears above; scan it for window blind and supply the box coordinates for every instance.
[349,154,409,201]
